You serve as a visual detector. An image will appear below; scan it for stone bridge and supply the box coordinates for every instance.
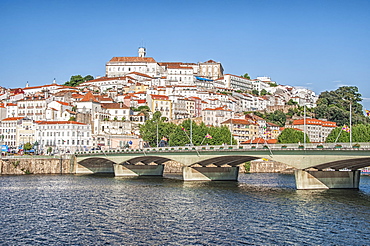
[74,144,370,189]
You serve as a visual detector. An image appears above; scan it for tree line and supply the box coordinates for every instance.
[139,112,236,147]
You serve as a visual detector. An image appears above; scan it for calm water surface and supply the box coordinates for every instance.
[1,173,370,245]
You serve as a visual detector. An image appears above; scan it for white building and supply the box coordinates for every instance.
[36,121,92,154]
[106,49,162,78]
[221,74,253,91]
[202,107,232,127]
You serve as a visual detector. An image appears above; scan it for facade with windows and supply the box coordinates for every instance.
[202,107,232,127]
[0,117,24,149]
[221,118,259,143]
[36,121,92,154]
[291,118,337,143]
[17,96,50,121]
[198,60,224,80]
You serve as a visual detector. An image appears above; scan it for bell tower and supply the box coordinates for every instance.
[138,47,146,57]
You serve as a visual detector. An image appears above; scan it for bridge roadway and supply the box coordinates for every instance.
[74,143,370,189]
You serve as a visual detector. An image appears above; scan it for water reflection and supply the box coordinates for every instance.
[1,174,370,245]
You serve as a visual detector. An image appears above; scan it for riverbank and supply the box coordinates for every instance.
[0,157,73,175]
[0,157,294,175]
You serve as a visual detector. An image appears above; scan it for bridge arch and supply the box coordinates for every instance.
[306,157,370,171]
[77,157,117,174]
[190,155,260,167]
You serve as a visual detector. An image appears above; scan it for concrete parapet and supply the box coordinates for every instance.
[114,164,164,177]
[183,166,239,181]
[295,169,361,189]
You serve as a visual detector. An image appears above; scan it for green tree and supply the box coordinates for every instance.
[277,128,309,144]
[23,142,32,151]
[315,86,368,125]
[267,110,286,127]
[326,124,370,143]
[140,116,236,147]
[251,89,259,96]
[260,89,268,96]
[47,147,53,155]
[68,116,76,121]
[64,75,94,87]
[139,111,177,147]
[287,99,298,106]
[241,73,251,79]
[84,75,94,82]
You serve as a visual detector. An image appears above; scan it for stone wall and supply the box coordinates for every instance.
[163,160,183,173]
[0,158,73,175]
[250,160,295,173]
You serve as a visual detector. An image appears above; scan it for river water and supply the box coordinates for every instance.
[1,173,370,245]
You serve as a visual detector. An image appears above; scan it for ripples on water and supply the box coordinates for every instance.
[1,174,370,245]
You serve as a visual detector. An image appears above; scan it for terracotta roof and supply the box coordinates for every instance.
[108,57,156,63]
[101,103,130,109]
[293,118,336,127]
[241,138,278,144]
[6,103,17,106]
[203,59,217,63]
[22,83,60,90]
[203,107,231,111]
[80,91,99,103]
[221,119,257,125]
[36,121,86,125]
[2,117,25,121]
[167,65,193,70]
[56,101,69,106]
[151,95,169,100]
[128,72,153,78]
[81,76,128,83]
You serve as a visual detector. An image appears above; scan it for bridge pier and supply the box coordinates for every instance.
[114,164,164,177]
[183,166,239,181]
[76,163,114,174]
[295,169,361,189]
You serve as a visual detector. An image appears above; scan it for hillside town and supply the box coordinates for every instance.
[0,48,337,154]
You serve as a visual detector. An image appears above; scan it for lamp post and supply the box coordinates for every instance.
[350,102,352,147]
[0,134,4,159]
[230,112,233,145]
[304,102,306,149]
[156,121,159,147]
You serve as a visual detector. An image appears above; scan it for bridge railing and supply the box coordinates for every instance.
[74,142,370,155]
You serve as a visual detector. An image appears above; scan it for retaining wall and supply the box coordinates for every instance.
[0,158,73,175]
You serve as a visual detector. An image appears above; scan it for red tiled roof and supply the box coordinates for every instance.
[81,76,128,83]
[128,72,153,78]
[221,119,257,125]
[80,91,99,103]
[241,138,278,144]
[109,57,156,63]
[101,103,130,109]
[2,117,24,121]
[36,121,86,125]
[151,95,169,100]
[203,59,217,63]
[56,101,69,106]
[203,107,231,111]
[293,118,336,127]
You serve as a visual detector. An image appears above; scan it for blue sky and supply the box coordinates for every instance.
[1,0,370,109]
